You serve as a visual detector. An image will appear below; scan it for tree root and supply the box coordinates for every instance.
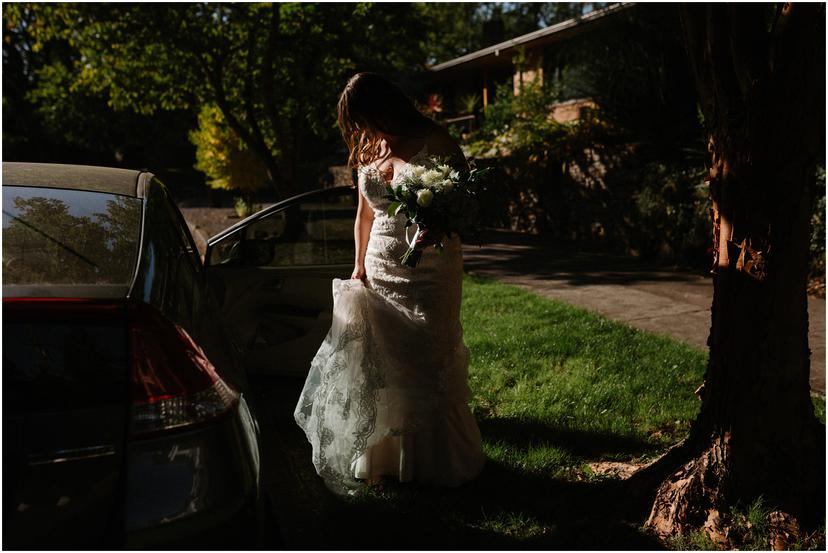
[644,432,730,538]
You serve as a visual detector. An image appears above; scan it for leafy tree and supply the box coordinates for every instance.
[5,3,428,197]
[3,5,200,198]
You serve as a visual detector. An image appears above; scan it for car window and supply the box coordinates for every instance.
[158,180,203,271]
[209,188,357,268]
[136,179,203,331]
[2,186,142,286]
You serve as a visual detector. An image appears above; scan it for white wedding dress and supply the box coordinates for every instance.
[294,146,485,493]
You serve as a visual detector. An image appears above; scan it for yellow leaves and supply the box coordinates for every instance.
[190,103,269,192]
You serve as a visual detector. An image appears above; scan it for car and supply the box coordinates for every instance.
[2,163,274,548]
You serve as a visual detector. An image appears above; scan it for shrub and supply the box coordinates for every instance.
[810,165,826,278]
[630,162,710,263]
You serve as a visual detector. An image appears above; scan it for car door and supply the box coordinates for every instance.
[204,186,357,377]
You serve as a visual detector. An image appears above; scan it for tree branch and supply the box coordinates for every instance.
[679,4,716,125]
[262,4,282,141]
[243,25,280,184]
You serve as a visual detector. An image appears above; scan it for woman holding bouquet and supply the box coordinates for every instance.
[294,72,485,492]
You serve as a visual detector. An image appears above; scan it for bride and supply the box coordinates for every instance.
[294,72,485,492]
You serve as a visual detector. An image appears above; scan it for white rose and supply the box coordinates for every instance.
[422,169,443,187]
[441,179,454,192]
[416,188,434,207]
[409,165,427,179]
[437,164,452,177]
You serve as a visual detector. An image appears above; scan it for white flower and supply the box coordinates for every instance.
[416,189,434,207]
[408,165,427,179]
[449,170,460,180]
[437,164,452,177]
[422,169,444,187]
[441,179,454,192]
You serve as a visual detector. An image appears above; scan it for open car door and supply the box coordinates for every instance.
[204,186,357,376]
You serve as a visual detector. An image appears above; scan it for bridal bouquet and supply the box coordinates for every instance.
[384,157,490,268]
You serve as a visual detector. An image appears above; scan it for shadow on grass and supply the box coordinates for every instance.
[306,458,665,550]
[478,417,659,459]
[253,376,667,550]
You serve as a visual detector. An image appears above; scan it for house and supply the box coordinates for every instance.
[426,3,635,129]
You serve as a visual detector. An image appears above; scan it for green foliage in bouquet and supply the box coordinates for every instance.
[384,158,491,267]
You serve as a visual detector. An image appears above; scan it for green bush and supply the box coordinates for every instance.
[811,166,826,278]
[630,162,710,263]
[463,81,711,263]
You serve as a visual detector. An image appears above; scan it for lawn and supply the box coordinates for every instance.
[462,274,708,477]
[339,274,710,548]
[259,274,824,549]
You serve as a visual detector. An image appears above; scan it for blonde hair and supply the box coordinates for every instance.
[337,72,435,168]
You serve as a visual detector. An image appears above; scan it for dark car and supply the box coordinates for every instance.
[3,163,265,548]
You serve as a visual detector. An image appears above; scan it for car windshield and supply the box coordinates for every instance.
[3,186,142,286]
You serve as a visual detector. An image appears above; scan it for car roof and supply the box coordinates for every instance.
[2,162,153,198]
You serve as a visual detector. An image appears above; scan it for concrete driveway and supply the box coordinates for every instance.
[463,229,826,396]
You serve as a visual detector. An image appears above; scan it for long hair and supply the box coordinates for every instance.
[337,72,435,168]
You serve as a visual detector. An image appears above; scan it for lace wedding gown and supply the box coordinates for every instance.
[294,146,485,493]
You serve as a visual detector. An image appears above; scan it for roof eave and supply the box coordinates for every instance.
[429,2,635,73]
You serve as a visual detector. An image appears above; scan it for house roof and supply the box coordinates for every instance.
[430,2,635,74]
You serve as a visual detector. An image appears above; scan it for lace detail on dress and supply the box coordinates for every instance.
[295,279,387,492]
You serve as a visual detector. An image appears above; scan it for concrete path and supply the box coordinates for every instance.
[462,229,826,395]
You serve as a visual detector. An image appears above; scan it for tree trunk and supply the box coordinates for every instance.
[645,3,825,541]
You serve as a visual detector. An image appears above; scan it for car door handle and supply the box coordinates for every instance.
[27,445,116,466]
[262,279,284,291]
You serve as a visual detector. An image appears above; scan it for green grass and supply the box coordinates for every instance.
[667,497,827,551]
[280,274,823,548]
[339,274,710,547]
[462,273,708,477]
[813,394,825,424]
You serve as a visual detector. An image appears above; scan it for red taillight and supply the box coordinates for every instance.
[128,304,238,437]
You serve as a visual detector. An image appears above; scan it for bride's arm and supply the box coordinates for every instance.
[352,176,374,280]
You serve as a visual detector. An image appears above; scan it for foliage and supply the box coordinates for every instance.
[811,166,826,278]
[190,104,269,192]
[458,92,481,115]
[549,3,702,149]
[631,162,711,262]
[4,2,614,198]
[458,8,710,264]
[666,529,720,550]
[667,496,826,550]
[233,197,253,219]
[4,3,428,196]
[465,81,579,160]
[3,6,198,182]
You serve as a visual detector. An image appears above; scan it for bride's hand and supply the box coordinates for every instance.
[414,228,440,249]
[351,264,366,281]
